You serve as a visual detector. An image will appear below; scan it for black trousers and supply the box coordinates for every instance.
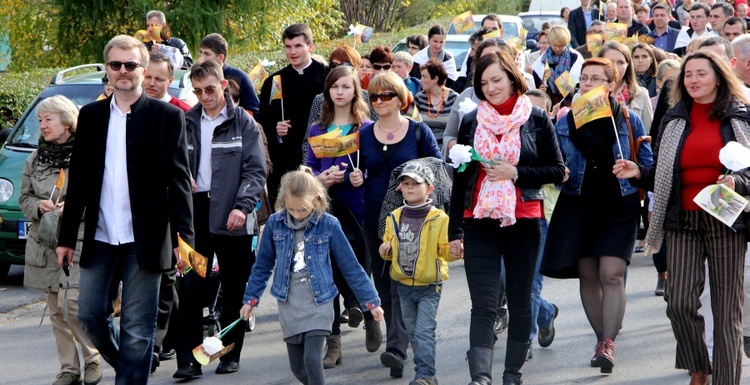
[176,192,256,365]
[463,218,541,347]
[154,268,178,353]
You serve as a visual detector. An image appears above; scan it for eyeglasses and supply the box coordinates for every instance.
[192,86,218,97]
[369,91,398,102]
[106,61,142,72]
[373,63,392,71]
[579,76,609,84]
[330,61,352,69]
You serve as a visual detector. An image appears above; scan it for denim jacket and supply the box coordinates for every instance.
[243,211,381,310]
[556,108,654,196]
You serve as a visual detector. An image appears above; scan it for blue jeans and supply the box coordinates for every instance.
[530,219,555,341]
[78,241,161,385]
[398,283,441,379]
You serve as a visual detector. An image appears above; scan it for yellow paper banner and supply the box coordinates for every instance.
[178,234,207,278]
[604,22,628,39]
[308,131,360,158]
[554,71,576,99]
[249,62,268,95]
[54,169,66,191]
[270,75,282,103]
[542,61,551,85]
[453,11,474,34]
[587,33,604,56]
[483,30,502,40]
[571,85,612,129]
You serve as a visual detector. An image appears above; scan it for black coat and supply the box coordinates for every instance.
[58,93,195,271]
[448,104,566,241]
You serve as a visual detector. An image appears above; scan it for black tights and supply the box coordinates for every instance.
[287,334,326,385]
[578,256,627,340]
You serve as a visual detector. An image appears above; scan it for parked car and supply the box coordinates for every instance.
[519,11,567,41]
[447,14,524,41]
[528,0,580,13]
[393,34,471,74]
[0,63,195,280]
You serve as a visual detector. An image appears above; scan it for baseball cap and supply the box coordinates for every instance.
[398,161,434,186]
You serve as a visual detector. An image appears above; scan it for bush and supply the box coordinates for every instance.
[0,69,59,129]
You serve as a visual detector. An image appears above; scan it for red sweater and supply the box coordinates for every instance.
[465,94,542,219]
[680,102,723,211]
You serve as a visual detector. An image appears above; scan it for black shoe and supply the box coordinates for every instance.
[380,351,404,378]
[216,360,239,374]
[158,348,176,361]
[348,307,364,328]
[339,309,350,324]
[150,353,159,374]
[173,363,202,379]
[495,307,509,334]
[538,304,558,348]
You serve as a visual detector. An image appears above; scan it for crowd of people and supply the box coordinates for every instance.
[17,1,750,385]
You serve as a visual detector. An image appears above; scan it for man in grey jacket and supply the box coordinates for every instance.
[173,59,267,379]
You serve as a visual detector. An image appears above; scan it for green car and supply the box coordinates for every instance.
[0,63,195,279]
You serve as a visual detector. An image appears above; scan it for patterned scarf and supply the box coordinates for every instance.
[542,47,573,93]
[645,114,750,254]
[36,134,75,169]
[473,95,533,226]
[615,83,630,105]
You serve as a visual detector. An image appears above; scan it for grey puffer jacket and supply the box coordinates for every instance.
[19,152,84,292]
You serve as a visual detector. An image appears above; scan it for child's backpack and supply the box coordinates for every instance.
[378,156,452,239]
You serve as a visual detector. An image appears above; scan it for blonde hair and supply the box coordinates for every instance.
[368,72,410,109]
[275,170,330,214]
[36,95,79,133]
[547,25,571,47]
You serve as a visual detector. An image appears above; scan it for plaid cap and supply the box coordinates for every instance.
[398,161,434,186]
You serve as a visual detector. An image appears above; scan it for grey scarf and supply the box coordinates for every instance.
[645,117,750,254]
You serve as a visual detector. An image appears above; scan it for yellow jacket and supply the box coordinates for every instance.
[380,207,455,286]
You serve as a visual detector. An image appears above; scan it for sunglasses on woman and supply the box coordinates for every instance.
[106,61,142,72]
[373,63,392,70]
[369,91,398,102]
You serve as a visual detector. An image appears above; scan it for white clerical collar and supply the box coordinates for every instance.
[293,59,313,74]
[159,93,172,103]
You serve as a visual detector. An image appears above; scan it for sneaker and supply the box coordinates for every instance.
[744,336,750,358]
[364,319,383,352]
[409,377,438,385]
[83,362,101,385]
[538,304,558,348]
[380,351,404,378]
[53,372,81,385]
[494,307,509,334]
[593,338,614,374]
[158,348,176,361]
[590,339,603,367]
[348,307,364,328]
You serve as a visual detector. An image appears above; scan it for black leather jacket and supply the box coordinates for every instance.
[449,104,566,241]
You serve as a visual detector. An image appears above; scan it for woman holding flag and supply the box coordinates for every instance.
[541,58,653,374]
[19,95,102,385]
[305,65,376,366]
[532,25,584,105]
[448,51,565,385]
[614,50,750,385]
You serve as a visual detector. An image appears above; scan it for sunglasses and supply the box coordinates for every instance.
[192,86,218,97]
[330,61,352,69]
[373,63,392,70]
[369,91,398,102]
[107,61,142,72]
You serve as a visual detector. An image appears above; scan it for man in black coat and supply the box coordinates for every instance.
[56,35,194,385]
[259,23,328,207]
[569,0,600,48]
[615,0,650,37]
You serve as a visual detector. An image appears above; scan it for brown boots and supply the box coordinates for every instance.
[323,334,342,369]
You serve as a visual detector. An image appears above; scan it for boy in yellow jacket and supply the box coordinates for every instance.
[379,161,458,385]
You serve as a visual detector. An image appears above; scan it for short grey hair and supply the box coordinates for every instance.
[588,20,605,32]
[103,35,149,67]
[700,36,734,61]
[393,51,413,67]
[146,10,166,24]
[37,95,80,133]
[732,34,750,60]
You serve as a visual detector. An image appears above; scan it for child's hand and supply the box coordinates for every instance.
[370,306,384,322]
[240,304,254,321]
[379,242,391,256]
[449,239,464,259]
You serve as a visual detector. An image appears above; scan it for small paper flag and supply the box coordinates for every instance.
[554,71,576,98]
[269,75,282,104]
[483,30,502,40]
[308,131,360,158]
[249,62,269,95]
[542,62,551,85]
[587,33,603,56]
[571,85,612,129]
[177,233,208,278]
[54,169,66,191]
[452,11,475,34]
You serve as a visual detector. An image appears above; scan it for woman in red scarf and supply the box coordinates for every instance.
[448,51,565,385]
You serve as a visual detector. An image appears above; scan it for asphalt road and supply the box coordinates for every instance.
[1,254,749,385]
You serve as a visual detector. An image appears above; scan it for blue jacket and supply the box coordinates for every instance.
[555,107,653,196]
[243,211,381,309]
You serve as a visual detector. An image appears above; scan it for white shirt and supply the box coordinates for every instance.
[293,59,313,75]
[95,97,135,245]
[159,93,172,103]
[195,106,228,192]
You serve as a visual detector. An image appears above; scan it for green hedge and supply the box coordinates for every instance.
[0,18,448,130]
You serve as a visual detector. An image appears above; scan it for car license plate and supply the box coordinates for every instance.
[18,221,31,240]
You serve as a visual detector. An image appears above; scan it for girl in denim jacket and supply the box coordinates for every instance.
[240,169,384,384]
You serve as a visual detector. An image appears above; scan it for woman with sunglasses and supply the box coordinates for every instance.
[541,58,653,374]
[358,72,441,379]
[409,58,459,149]
[305,65,376,367]
[449,51,564,385]
[361,46,395,91]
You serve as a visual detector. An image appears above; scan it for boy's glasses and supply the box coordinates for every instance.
[107,61,142,71]
[369,92,398,102]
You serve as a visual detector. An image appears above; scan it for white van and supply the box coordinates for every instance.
[528,0,581,13]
